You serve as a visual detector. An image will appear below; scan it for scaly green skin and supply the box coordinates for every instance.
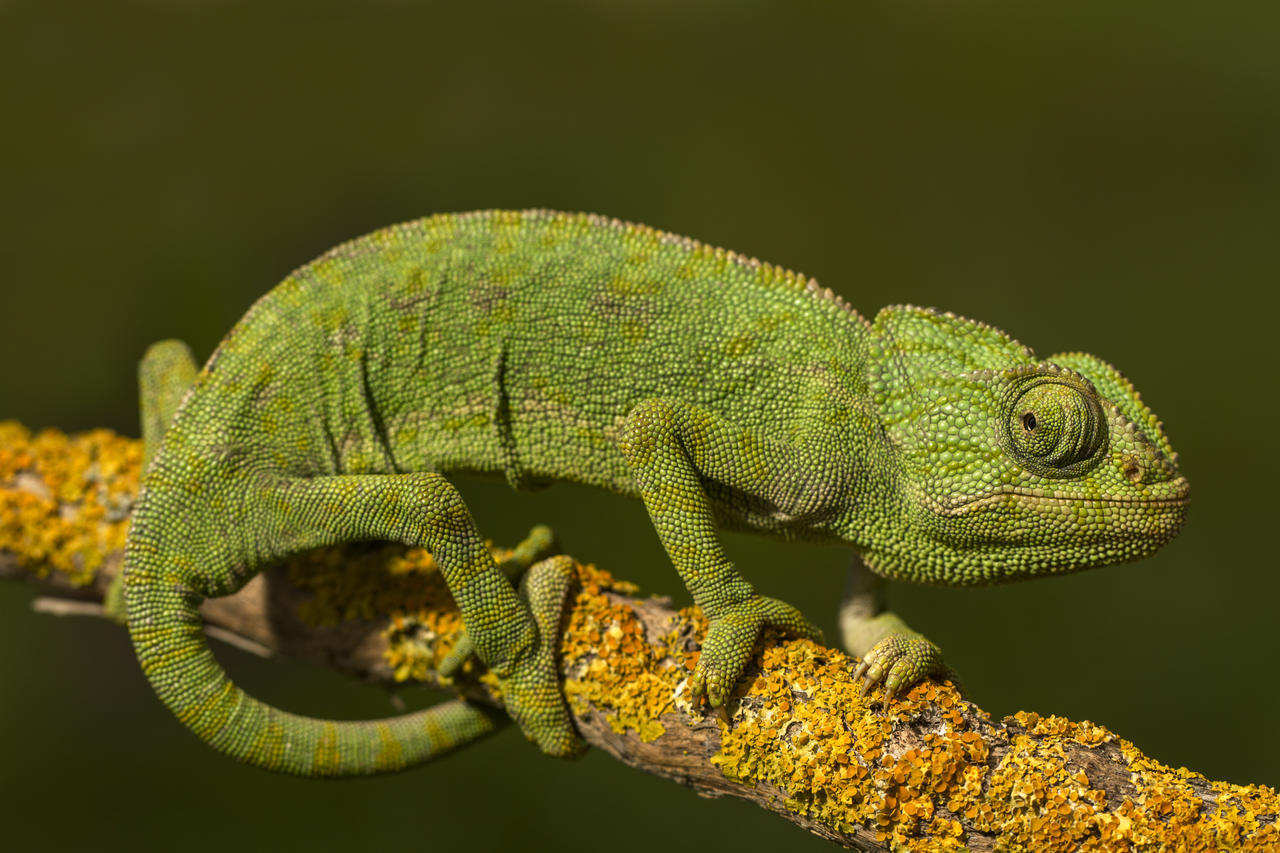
[122,209,1189,775]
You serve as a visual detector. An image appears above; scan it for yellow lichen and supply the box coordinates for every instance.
[560,566,675,742]
[283,541,647,699]
[705,638,985,847]
[701,641,1280,850]
[701,648,1280,845]
[285,540,466,681]
[3,421,1275,848]
[0,421,141,587]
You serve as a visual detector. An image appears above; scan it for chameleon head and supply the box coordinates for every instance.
[862,306,1189,586]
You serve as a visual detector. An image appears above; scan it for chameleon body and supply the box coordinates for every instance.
[123,210,1189,775]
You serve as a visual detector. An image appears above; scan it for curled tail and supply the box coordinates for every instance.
[123,552,503,776]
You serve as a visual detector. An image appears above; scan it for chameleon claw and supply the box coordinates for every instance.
[852,660,870,697]
[852,649,889,700]
[851,632,944,705]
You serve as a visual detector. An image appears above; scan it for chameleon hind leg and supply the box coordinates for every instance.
[439,550,581,753]
[840,555,949,703]
[106,340,200,623]
[618,398,826,710]
[437,522,573,676]
[247,471,583,758]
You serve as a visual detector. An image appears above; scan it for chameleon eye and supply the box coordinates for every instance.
[1005,381,1105,475]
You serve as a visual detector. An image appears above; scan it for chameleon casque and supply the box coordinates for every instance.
[123,209,1189,775]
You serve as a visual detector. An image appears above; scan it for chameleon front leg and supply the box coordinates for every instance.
[617,398,826,709]
[840,555,949,702]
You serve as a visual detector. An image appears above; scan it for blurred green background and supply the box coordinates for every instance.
[2,2,1276,850]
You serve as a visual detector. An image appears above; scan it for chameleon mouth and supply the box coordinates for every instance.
[937,476,1191,515]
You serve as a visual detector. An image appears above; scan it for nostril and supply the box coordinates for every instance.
[1121,456,1143,483]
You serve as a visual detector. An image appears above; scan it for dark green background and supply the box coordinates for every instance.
[2,2,1276,850]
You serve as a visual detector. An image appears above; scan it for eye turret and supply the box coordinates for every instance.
[1002,375,1106,476]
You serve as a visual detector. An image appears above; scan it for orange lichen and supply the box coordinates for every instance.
[0,421,141,587]
[4,421,1276,848]
[708,658,1280,851]
[283,542,648,699]
[314,536,1276,851]
[559,567,673,742]
[707,637,984,848]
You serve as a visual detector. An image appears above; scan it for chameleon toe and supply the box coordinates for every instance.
[693,593,815,711]
[853,632,945,704]
[437,633,475,679]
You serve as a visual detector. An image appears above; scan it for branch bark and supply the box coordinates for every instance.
[2,421,1276,851]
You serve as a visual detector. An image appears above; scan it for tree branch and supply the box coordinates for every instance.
[1,421,1276,851]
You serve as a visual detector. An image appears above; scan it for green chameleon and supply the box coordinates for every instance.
[122,209,1189,775]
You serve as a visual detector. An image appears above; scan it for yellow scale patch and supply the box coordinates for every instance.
[247,715,288,769]
[313,722,342,775]
[373,722,404,772]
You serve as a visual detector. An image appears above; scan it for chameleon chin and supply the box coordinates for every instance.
[119,210,1187,775]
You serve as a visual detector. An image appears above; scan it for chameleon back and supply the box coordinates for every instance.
[177,210,877,493]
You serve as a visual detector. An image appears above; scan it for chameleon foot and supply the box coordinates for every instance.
[852,632,946,704]
[692,594,822,709]
[443,554,586,759]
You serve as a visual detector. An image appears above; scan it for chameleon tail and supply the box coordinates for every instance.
[123,557,504,775]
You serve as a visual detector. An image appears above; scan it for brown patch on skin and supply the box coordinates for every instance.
[468,278,510,315]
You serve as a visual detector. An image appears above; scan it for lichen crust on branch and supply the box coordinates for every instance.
[0,420,140,590]
[2,423,1276,851]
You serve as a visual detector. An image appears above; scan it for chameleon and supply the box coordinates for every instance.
[122,209,1189,775]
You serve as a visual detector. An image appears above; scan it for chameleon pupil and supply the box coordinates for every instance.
[1022,412,1037,432]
